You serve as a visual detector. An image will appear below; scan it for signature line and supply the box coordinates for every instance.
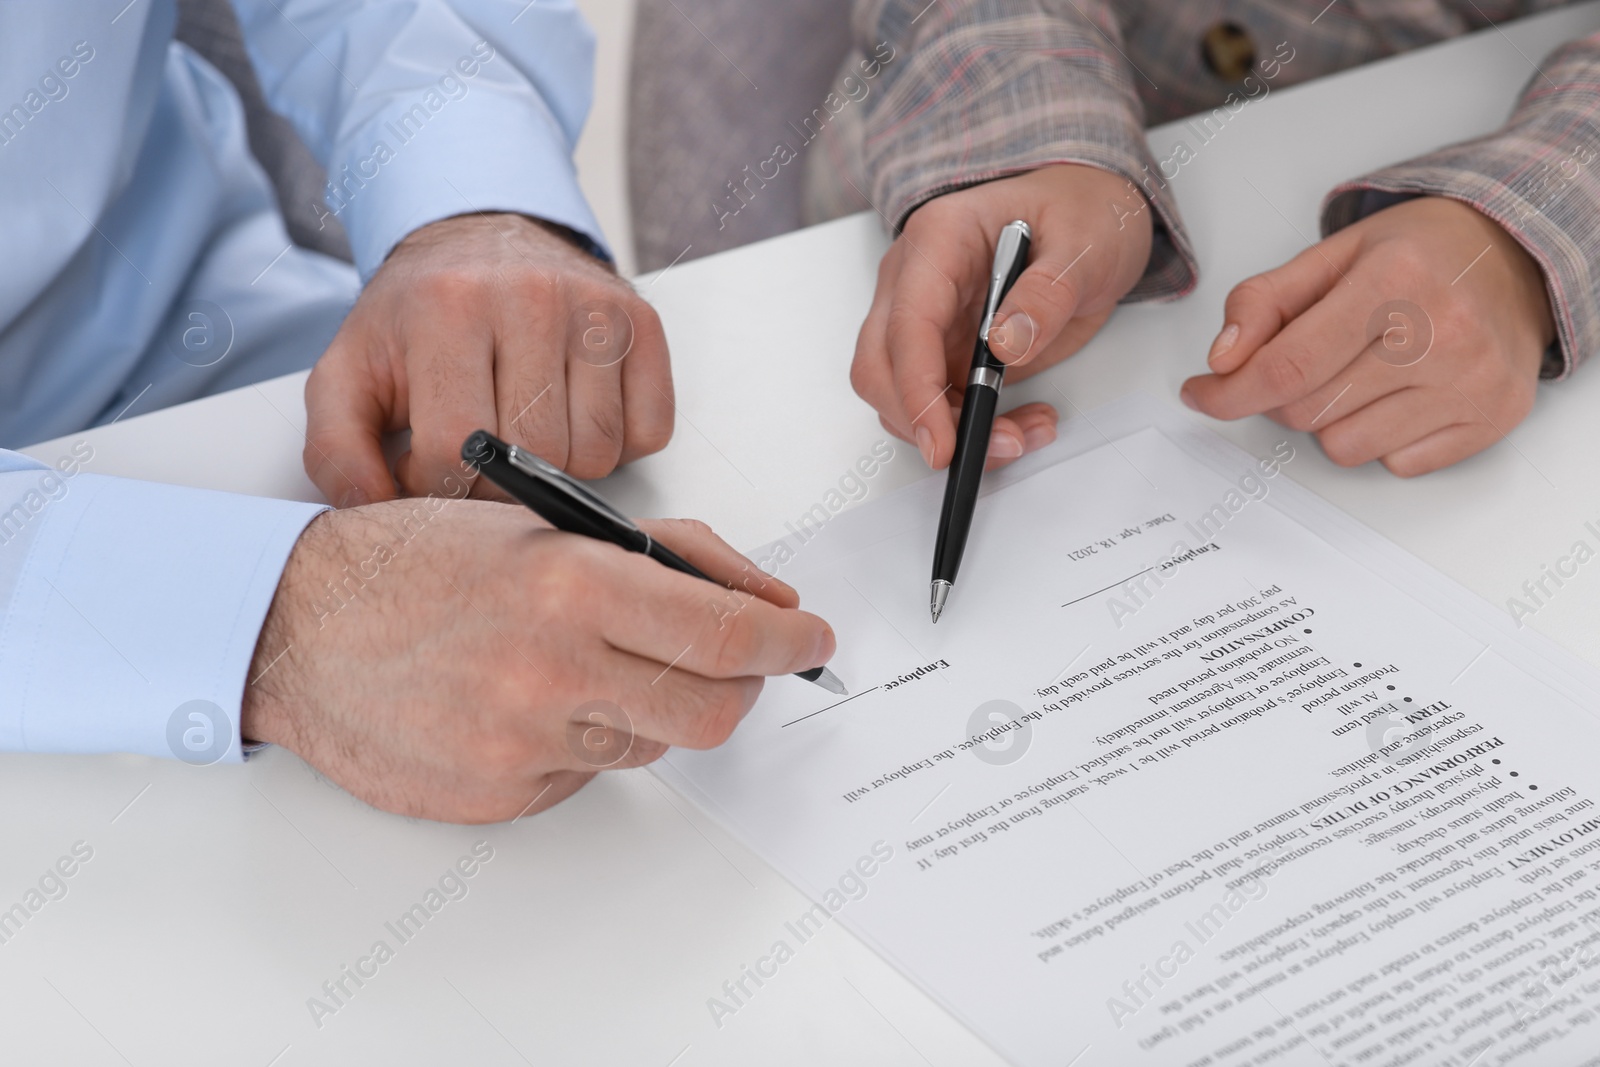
[1062,567,1156,608]
[782,686,881,728]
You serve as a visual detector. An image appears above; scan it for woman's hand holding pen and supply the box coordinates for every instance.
[851,164,1154,472]
[241,504,836,824]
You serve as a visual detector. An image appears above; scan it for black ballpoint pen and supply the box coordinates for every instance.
[930,219,1032,623]
[462,430,848,695]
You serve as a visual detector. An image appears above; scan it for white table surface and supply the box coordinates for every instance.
[13,7,1600,1064]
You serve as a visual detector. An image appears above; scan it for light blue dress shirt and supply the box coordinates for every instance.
[0,0,606,762]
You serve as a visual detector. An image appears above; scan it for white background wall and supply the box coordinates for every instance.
[571,0,637,275]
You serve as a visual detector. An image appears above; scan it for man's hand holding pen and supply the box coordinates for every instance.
[242,504,836,824]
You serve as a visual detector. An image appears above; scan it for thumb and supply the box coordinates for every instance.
[1208,237,1355,375]
[639,518,801,610]
[302,351,398,508]
[985,246,1090,367]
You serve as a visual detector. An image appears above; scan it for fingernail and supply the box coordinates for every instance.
[337,486,370,509]
[987,314,1009,352]
[1208,323,1240,367]
[1180,386,1200,412]
[915,425,935,467]
[1022,422,1057,452]
[987,432,1024,459]
[988,311,1036,363]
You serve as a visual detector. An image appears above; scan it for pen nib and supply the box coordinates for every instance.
[812,667,848,696]
[930,580,952,624]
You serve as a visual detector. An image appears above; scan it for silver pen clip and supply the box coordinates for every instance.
[505,444,641,534]
[978,220,1032,343]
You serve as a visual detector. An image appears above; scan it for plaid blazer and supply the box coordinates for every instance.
[804,0,1595,378]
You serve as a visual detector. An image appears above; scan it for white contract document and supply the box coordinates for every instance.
[655,399,1600,1067]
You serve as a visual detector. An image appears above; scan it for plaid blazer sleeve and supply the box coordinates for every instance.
[850,0,1199,301]
[1323,31,1600,380]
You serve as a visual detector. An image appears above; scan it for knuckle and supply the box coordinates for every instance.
[530,548,593,613]
[1376,241,1431,288]
[508,261,559,296]
[632,411,673,455]
[1228,274,1276,315]
[654,517,713,546]
[689,704,739,749]
[1259,347,1310,398]
[1031,269,1079,314]
[685,680,760,749]
[630,739,669,767]
[1381,453,1427,479]
[883,303,921,349]
[1316,427,1365,468]
[849,348,877,399]
[736,675,764,716]
[302,427,340,473]
[671,687,728,749]
[1275,402,1317,433]
[873,246,900,289]
[568,418,626,480]
[708,608,763,675]
[475,732,534,780]
[628,297,664,338]
[408,423,455,463]
[590,404,628,451]
[564,452,616,481]
[304,359,331,395]
[417,269,481,310]
[621,380,674,458]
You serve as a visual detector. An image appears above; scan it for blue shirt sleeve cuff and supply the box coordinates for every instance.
[0,469,325,764]
[331,90,610,279]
